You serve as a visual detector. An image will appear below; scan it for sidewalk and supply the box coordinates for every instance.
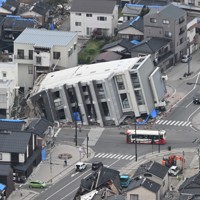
[8,143,95,200]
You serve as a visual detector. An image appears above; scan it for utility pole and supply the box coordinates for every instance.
[87,133,89,158]
[134,113,137,162]
[158,131,160,153]
[187,41,191,76]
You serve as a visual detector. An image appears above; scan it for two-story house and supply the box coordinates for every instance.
[70,0,118,37]
[133,161,169,198]
[144,3,187,63]
[0,130,41,182]
[130,37,174,72]
[27,55,167,126]
[0,62,18,118]
[14,28,78,94]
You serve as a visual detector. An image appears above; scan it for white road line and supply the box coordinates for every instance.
[98,153,105,158]
[102,153,109,158]
[105,154,113,158]
[166,120,172,125]
[177,121,184,126]
[54,128,62,137]
[110,154,117,158]
[157,120,164,124]
[155,120,160,124]
[129,156,136,160]
[181,121,188,126]
[121,155,129,159]
[94,153,101,157]
[126,155,132,160]
[185,122,192,127]
[162,120,168,125]
[117,155,124,159]
[113,155,120,159]
[169,121,176,125]
[174,121,180,125]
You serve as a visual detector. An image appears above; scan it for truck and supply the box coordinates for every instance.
[120,174,132,188]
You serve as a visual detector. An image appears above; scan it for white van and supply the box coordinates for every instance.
[118,17,124,25]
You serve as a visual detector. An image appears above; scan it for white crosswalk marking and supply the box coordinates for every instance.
[177,121,184,126]
[155,120,192,127]
[186,122,191,127]
[162,120,168,125]
[94,153,136,161]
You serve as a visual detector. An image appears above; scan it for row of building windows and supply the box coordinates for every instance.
[150,18,170,24]
[17,49,61,60]
[75,16,107,26]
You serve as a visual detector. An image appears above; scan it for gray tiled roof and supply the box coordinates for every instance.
[101,38,134,52]
[148,3,186,19]
[118,17,144,32]
[26,118,53,138]
[0,120,25,131]
[134,160,168,179]
[130,37,170,53]
[14,28,77,48]
[126,177,161,193]
[0,131,31,153]
[71,0,116,14]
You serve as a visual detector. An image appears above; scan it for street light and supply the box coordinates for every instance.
[131,112,138,162]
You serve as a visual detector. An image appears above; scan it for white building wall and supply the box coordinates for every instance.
[19,153,25,163]
[1,152,11,162]
[70,6,118,37]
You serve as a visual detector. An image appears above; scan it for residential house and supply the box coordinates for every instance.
[130,37,174,72]
[70,0,118,37]
[0,62,18,118]
[0,165,14,199]
[0,130,41,182]
[117,16,144,41]
[74,167,121,199]
[125,177,161,200]
[101,38,134,58]
[179,171,200,199]
[143,4,187,63]
[1,15,37,42]
[20,1,51,26]
[133,161,169,198]
[14,28,78,94]
[27,56,167,126]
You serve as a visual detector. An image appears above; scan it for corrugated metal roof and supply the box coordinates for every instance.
[14,28,77,48]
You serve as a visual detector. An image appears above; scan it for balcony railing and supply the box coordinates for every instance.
[14,55,33,60]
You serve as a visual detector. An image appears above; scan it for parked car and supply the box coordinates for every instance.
[181,54,192,63]
[75,162,87,172]
[91,161,103,170]
[168,166,180,176]
[29,180,47,188]
[193,90,200,104]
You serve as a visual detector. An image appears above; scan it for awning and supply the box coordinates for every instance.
[13,149,41,172]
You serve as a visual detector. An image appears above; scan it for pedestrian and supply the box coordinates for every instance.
[64,159,67,166]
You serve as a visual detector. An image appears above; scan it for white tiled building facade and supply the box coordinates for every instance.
[28,55,167,126]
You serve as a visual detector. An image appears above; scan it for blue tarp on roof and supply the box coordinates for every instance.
[131,40,140,45]
[130,16,140,26]
[0,119,26,123]
[0,183,6,191]
[126,3,161,8]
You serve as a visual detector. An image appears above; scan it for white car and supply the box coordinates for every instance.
[75,162,87,172]
[181,54,192,63]
[168,166,180,176]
